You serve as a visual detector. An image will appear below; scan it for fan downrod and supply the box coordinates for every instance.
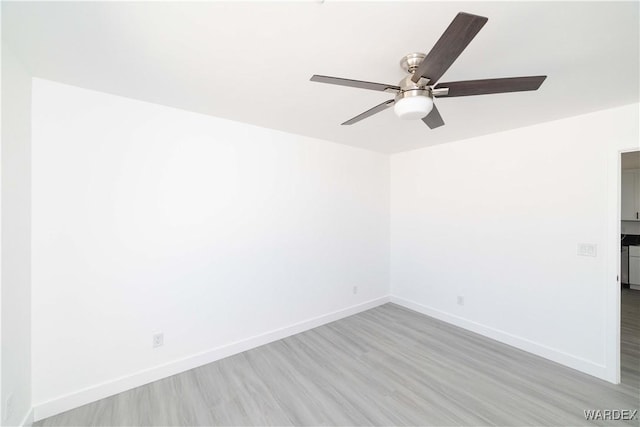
[400,53,427,74]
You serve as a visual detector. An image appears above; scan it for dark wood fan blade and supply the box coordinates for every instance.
[434,76,547,97]
[412,12,488,84]
[341,99,395,125]
[311,75,400,92]
[422,104,445,129]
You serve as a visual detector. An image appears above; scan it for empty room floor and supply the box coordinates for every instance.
[36,291,639,426]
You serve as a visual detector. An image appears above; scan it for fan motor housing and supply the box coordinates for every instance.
[395,75,432,103]
[397,53,433,103]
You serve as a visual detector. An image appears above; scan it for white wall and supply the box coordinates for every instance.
[31,79,390,419]
[390,103,639,382]
[1,44,33,427]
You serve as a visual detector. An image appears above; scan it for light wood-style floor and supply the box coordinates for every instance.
[37,290,640,426]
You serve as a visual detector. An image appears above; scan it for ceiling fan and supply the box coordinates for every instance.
[310,12,546,129]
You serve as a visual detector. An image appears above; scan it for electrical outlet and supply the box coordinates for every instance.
[353,286,358,295]
[3,393,14,421]
[457,296,465,306]
[152,333,164,348]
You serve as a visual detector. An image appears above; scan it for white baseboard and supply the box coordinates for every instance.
[390,295,611,382]
[19,407,34,427]
[33,296,390,422]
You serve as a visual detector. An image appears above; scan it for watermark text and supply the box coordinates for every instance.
[584,409,638,421]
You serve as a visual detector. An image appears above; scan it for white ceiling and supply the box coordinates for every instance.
[3,1,638,153]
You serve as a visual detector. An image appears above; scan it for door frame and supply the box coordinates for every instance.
[608,148,640,384]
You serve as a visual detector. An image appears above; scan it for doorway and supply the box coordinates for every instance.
[620,150,639,387]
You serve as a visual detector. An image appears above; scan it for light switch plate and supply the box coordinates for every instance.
[577,243,597,257]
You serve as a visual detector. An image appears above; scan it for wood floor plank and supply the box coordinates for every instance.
[36,290,640,426]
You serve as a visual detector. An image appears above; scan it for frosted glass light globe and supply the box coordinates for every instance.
[393,95,434,120]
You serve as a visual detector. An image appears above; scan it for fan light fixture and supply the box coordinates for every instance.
[394,95,434,120]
